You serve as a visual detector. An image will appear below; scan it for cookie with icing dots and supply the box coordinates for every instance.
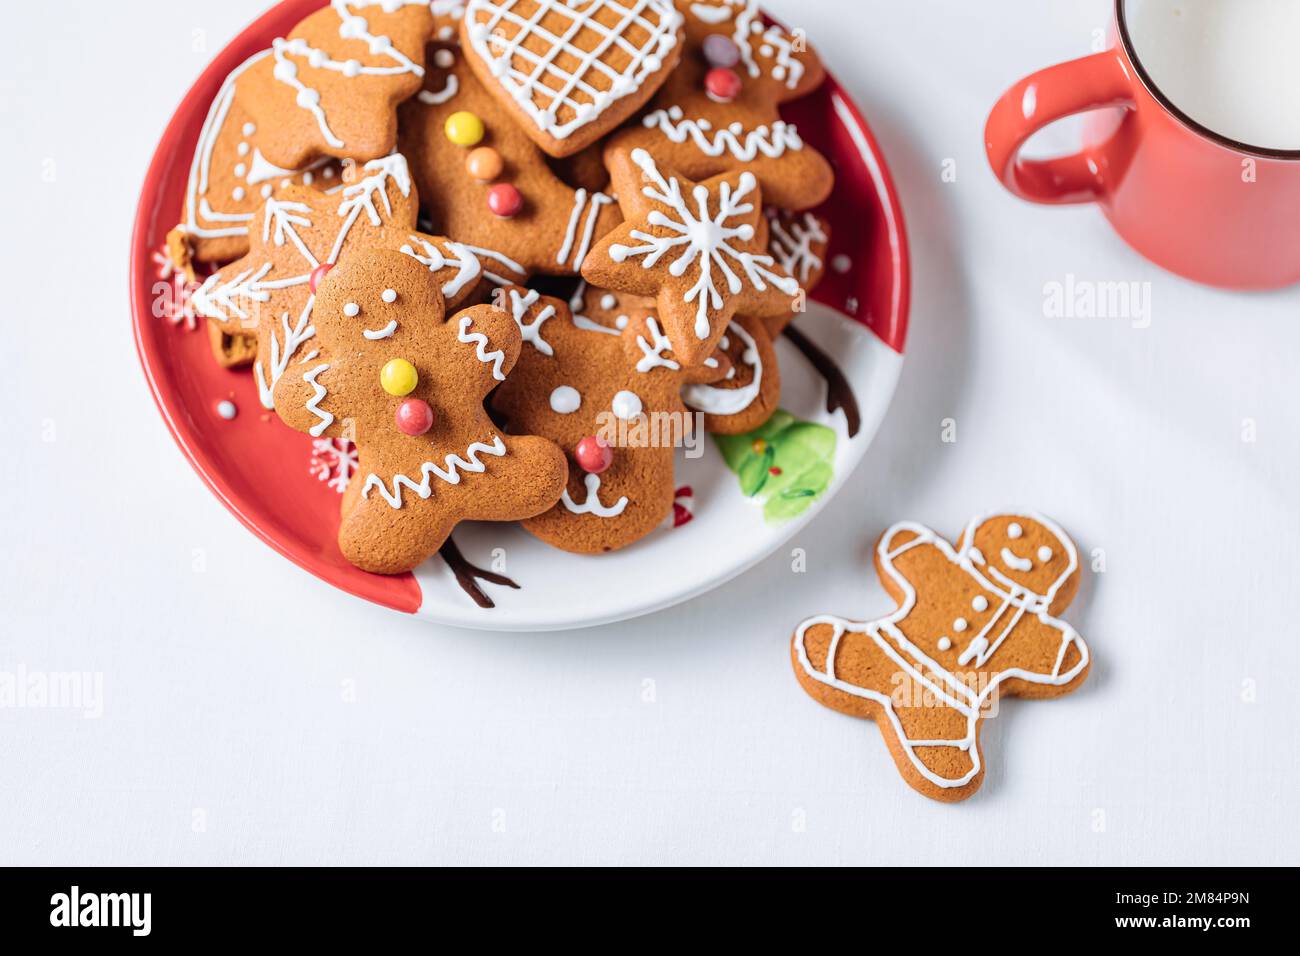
[273,253,568,575]
[792,513,1092,802]
[571,282,778,434]
[398,42,622,283]
[491,287,726,553]
[606,0,833,211]
[237,0,435,169]
[459,0,686,158]
[582,146,801,367]
[193,153,482,409]
[170,52,344,266]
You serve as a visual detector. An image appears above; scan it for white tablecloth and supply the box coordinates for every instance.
[2,0,1296,865]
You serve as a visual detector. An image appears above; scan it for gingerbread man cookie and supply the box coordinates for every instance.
[171,52,343,265]
[582,147,801,366]
[273,252,568,575]
[606,0,833,210]
[238,0,434,169]
[398,43,622,282]
[491,287,725,553]
[193,153,482,408]
[792,513,1091,802]
[459,0,686,158]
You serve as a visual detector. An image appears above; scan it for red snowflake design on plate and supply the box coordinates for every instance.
[309,437,358,493]
[150,245,210,332]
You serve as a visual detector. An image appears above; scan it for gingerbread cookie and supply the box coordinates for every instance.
[491,286,725,553]
[460,0,686,158]
[206,320,258,370]
[606,0,833,210]
[583,147,801,366]
[237,1,434,169]
[193,153,482,408]
[398,43,621,281]
[273,252,568,575]
[172,52,343,265]
[791,513,1092,802]
[682,314,780,433]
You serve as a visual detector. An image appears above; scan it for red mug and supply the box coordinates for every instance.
[985,0,1300,290]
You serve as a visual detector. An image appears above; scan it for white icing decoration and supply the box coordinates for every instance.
[611,390,644,420]
[363,435,508,508]
[634,316,680,372]
[643,107,804,162]
[216,400,238,420]
[549,385,581,414]
[600,294,617,310]
[464,0,683,140]
[556,188,616,270]
[271,0,429,150]
[506,288,556,355]
[462,245,526,285]
[689,2,733,24]
[768,212,827,285]
[1007,522,1023,538]
[561,473,628,518]
[792,513,1087,790]
[937,637,952,652]
[381,288,397,302]
[362,319,398,340]
[731,0,804,89]
[1038,546,1053,562]
[343,302,361,316]
[972,595,989,612]
[1001,547,1033,572]
[397,235,482,298]
[457,315,507,380]
[302,363,334,436]
[193,153,415,409]
[682,318,761,416]
[609,149,799,340]
[566,280,624,336]
[953,617,968,633]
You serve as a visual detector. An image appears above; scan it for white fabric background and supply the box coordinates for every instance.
[2,0,1297,866]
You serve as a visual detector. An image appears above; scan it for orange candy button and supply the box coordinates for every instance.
[466,147,503,182]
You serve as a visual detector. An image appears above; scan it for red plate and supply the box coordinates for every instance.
[130,0,910,618]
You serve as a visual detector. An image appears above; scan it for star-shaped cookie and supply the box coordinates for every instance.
[582,147,801,366]
[193,154,482,408]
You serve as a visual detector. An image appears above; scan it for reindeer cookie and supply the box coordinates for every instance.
[237,0,434,169]
[193,154,481,408]
[583,147,801,366]
[398,43,621,282]
[273,253,567,575]
[459,0,685,158]
[792,513,1092,802]
[606,0,833,210]
[492,287,725,553]
[683,314,780,433]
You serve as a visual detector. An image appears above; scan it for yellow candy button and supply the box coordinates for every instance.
[445,110,485,147]
[381,358,419,396]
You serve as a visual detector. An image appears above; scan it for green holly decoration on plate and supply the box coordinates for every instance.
[716,410,838,523]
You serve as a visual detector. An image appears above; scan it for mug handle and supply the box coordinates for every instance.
[985,50,1135,205]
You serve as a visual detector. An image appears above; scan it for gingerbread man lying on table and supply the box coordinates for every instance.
[273,249,567,575]
[791,513,1091,802]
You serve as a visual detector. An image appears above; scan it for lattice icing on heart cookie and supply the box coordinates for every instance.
[460,0,685,156]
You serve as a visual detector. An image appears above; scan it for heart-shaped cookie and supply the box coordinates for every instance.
[459,0,685,157]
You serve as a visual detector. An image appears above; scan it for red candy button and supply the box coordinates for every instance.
[487,183,524,218]
[309,262,334,293]
[395,398,434,436]
[705,67,742,103]
[575,435,613,474]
